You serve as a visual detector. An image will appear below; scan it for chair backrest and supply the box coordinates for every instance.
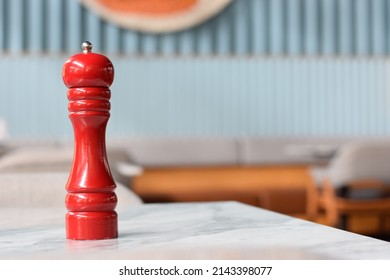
[327,141,390,188]
[0,172,142,210]
[0,118,8,142]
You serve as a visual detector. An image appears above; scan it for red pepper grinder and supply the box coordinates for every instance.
[62,41,118,240]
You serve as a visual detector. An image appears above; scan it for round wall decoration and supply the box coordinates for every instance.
[80,0,233,33]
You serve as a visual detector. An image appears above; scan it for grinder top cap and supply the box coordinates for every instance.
[62,41,114,88]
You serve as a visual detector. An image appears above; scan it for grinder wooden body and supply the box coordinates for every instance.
[62,42,118,240]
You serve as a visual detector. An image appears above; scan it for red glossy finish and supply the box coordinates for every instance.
[62,53,114,88]
[66,211,118,240]
[66,193,117,212]
[62,44,118,240]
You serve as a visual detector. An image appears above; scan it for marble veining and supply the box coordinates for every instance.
[1,201,390,259]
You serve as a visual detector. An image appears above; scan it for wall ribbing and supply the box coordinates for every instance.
[1,0,390,56]
[1,0,390,138]
[0,57,388,138]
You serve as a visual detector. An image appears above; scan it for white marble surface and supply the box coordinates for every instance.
[1,201,390,259]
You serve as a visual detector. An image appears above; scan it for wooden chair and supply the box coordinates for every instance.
[321,178,390,230]
[307,142,390,233]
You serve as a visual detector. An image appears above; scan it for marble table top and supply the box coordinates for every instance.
[1,201,390,260]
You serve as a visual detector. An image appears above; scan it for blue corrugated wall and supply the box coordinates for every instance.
[1,0,390,138]
[1,57,389,138]
[2,0,390,56]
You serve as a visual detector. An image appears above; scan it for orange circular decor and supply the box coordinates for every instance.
[98,0,198,16]
[81,0,232,33]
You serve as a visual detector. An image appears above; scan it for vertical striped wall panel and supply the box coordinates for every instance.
[0,57,389,138]
[1,0,390,138]
[1,0,390,56]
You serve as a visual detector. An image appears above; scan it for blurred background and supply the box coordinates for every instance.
[1,0,390,138]
[2,0,390,239]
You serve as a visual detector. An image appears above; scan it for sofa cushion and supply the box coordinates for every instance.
[239,137,348,165]
[0,145,73,173]
[110,137,238,167]
[0,172,142,210]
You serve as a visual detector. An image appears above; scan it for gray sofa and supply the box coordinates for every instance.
[107,136,353,167]
[2,136,390,217]
[1,136,388,175]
